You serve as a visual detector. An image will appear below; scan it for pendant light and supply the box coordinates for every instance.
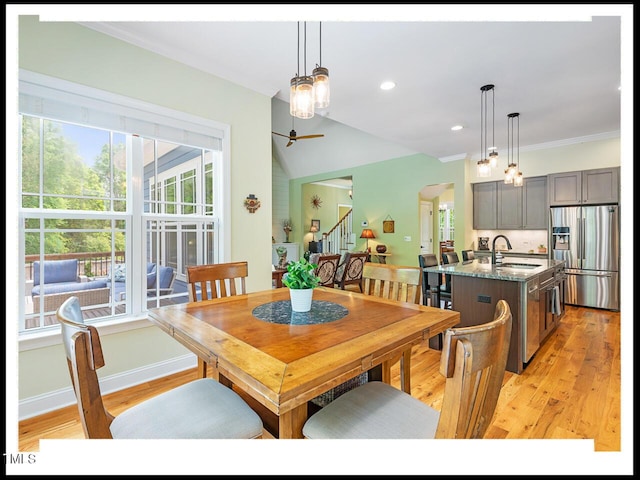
[488,85,499,167]
[505,112,523,186]
[312,22,330,109]
[290,22,315,119]
[476,84,496,177]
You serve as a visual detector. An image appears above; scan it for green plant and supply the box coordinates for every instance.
[282,258,320,290]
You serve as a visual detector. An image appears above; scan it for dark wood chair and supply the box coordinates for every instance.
[186,262,248,378]
[437,251,459,309]
[56,296,263,439]
[361,263,422,394]
[334,252,368,291]
[309,253,341,287]
[418,253,439,306]
[461,249,475,261]
[303,300,513,439]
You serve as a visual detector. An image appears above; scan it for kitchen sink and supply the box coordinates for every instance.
[500,263,542,269]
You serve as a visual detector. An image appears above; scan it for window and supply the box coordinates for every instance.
[18,72,229,334]
[439,206,455,241]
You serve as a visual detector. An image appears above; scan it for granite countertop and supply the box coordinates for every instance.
[425,256,565,282]
[474,250,548,257]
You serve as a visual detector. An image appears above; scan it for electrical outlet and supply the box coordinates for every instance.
[404,236,411,241]
[478,294,492,303]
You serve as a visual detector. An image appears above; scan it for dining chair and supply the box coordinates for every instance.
[56,296,263,439]
[361,263,422,394]
[302,299,512,439]
[461,249,475,261]
[334,251,368,291]
[418,253,439,306]
[186,261,248,379]
[309,253,341,287]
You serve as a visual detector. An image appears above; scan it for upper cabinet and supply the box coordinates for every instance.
[548,167,620,206]
[473,182,497,230]
[474,176,547,230]
[522,176,548,229]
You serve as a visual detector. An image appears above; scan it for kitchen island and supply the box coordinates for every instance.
[425,256,566,374]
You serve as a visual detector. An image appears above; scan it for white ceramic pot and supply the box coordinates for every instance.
[289,288,314,312]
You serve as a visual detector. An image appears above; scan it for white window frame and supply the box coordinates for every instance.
[17,70,231,349]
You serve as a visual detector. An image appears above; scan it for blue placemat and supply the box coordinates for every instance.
[252,300,349,325]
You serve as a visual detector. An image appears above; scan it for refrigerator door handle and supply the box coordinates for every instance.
[565,269,614,277]
[582,217,587,261]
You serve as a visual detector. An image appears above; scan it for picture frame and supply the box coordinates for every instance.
[311,219,320,231]
[383,215,395,233]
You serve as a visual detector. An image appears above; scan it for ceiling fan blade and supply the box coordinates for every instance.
[286,139,294,147]
[272,131,291,139]
[295,134,325,140]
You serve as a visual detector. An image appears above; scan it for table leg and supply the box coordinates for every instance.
[278,404,308,439]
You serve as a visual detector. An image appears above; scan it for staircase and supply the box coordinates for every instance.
[321,208,354,255]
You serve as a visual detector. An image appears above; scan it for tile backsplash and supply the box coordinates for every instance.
[475,230,548,251]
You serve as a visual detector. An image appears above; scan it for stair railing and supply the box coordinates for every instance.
[321,209,353,255]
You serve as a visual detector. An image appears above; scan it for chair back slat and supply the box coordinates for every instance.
[435,299,512,439]
[186,262,248,302]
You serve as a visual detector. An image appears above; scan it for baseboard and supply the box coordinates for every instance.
[18,353,198,420]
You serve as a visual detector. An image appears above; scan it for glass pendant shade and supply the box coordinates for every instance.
[504,163,517,183]
[513,171,524,187]
[477,159,491,177]
[489,150,499,168]
[313,66,330,108]
[293,75,315,119]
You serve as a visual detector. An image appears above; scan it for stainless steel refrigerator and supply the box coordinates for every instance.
[550,205,619,310]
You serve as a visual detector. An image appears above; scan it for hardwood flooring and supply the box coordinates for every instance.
[17,305,620,452]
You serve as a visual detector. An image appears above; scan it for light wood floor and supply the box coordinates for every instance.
[18,305,620,451]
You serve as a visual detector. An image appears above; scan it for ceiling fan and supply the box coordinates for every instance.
[272,118,324,147]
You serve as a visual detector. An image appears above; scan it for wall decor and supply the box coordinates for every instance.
[244,194,261,213]
[310,194,323,209]
[311,219,320,232]
[383,215,395,233]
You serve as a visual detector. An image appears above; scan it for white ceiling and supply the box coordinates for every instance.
[77,5,625,179]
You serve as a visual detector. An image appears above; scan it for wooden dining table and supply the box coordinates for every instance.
[147,286,460,439]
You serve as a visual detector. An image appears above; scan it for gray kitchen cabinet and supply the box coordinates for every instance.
[497,181,522,229]
[473,181,497,229]
[548,167,619,206]
[522,176,548,229]
[476,176,547,230]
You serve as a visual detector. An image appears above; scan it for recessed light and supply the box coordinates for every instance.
[451,125,463,131]
[380,81,396,91]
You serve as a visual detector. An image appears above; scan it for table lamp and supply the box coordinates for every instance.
[310,224,318,242]
[360,228,375,252]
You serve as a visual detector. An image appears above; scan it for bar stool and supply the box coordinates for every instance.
[418,254,439,306]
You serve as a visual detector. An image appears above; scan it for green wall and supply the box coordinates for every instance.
[291,153,467,267]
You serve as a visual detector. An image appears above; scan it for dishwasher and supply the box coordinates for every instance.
[522,276,540,363]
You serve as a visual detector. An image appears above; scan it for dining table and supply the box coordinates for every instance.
[147,286,460,439]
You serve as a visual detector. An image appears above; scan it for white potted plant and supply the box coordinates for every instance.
[282,257,320,312]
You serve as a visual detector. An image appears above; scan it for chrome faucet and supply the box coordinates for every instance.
[492,235,513,264]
